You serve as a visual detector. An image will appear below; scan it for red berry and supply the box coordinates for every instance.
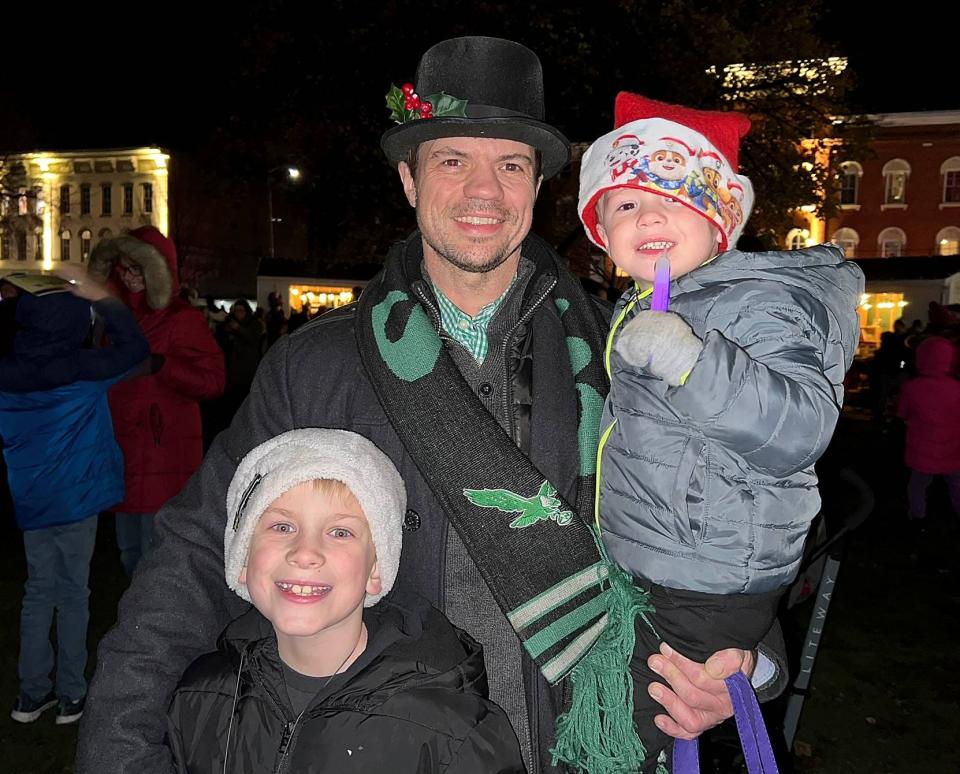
[420,100,432,113]
[405,99,417,111]
[401,82,415,96]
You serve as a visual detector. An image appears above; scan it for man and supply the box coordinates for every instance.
[78,37,783,774]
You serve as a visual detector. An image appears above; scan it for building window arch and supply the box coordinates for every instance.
[882,159,910,205]
[80,228,92,262]
[936,226,960,256]
[941,157,960,204]
[60,229,71,261]
[786,228,808,250]
[831,227,860,258]
[839,161,862,206]
[878,226,907,257]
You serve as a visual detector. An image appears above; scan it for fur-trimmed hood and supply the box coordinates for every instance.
[87,226,177,311]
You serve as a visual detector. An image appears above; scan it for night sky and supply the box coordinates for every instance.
[0,2,952,154]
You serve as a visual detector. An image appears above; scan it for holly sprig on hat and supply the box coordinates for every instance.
[385,83,468,123]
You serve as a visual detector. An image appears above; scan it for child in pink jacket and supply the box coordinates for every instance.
[897,336,960,519]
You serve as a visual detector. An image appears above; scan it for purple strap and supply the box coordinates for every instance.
[671,672,780,774]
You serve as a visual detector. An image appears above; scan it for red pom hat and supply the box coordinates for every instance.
[579,91,755,252]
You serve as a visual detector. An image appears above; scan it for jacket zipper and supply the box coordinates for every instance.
[527,656,542,774]
[499,276,557,439]
[273,710,305,774]
[412,282,454,344]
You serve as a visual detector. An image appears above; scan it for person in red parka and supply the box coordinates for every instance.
[897,335,960,521]
[88,227,225,576]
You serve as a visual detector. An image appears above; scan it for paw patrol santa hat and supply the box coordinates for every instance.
[224,429,407,607]
[579,91,755,252]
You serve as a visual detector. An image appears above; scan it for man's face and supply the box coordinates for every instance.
[399,137,542,274]
[239,482,381,654]
[117,257,145,294]
[597,187,720,283]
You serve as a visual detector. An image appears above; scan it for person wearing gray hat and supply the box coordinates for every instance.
[79,36,784,774]
[166,429,523,772]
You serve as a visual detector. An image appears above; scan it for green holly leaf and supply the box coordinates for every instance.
[385,84,408,124]
[425,92,468,118]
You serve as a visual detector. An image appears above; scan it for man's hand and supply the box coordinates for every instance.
[647,643,755,740]
[614,310,702,385]
[54,265,111,302]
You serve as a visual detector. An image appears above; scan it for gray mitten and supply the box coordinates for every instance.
[614,310,703,386]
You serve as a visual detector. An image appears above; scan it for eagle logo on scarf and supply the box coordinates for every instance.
[463,481,574,529]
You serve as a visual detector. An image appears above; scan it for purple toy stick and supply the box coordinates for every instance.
[650,251,671,312]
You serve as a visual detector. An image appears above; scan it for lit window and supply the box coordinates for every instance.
[941,158,960,203]
[60,184,71,215]
[101,184,112,216]
[60,230,71,261]
[18,188,28,216]
[786,228,808,250]
[936,226,960,256]
[882,159,910,205]
[839,161,862,205]
[80,184,91,215]
[878,227,906,257]
[831,227,859,258]
[123,183,134,215]
[80,229,92,261]
[142,183,153,214]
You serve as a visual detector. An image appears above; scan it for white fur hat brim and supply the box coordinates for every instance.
[224,429,407,607]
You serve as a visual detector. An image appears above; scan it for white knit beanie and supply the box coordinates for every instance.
[224,429,406,607]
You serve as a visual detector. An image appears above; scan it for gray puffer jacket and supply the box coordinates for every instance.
[600,245,863,594]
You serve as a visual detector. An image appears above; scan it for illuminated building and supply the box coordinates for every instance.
[0,147,170,272]
[787,112,960,348]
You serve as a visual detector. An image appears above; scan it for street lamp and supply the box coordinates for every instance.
[267,166,302,258]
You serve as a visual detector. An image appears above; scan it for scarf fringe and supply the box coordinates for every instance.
[552,562,657,774]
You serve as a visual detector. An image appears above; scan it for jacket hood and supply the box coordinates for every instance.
[87,226,177,310]
[674,244,865,370]
[13,291,92,359]
[219,591,484,707]
[915,336,957,377]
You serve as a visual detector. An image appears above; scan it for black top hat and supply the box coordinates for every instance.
[381,36,571,179]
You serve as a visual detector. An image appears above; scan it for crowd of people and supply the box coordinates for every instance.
[0,33,956,774]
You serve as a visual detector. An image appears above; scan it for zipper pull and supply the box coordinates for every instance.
[276,720,296,758]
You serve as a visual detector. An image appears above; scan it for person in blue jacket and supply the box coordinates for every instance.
[0,266,149,726]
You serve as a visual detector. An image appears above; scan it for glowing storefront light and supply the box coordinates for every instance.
[288,284,355,314]
[857,292,908,353]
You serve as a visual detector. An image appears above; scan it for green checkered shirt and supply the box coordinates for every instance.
[431,277,515,363]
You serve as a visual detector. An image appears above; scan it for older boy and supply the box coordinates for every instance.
[167,429,524,773]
